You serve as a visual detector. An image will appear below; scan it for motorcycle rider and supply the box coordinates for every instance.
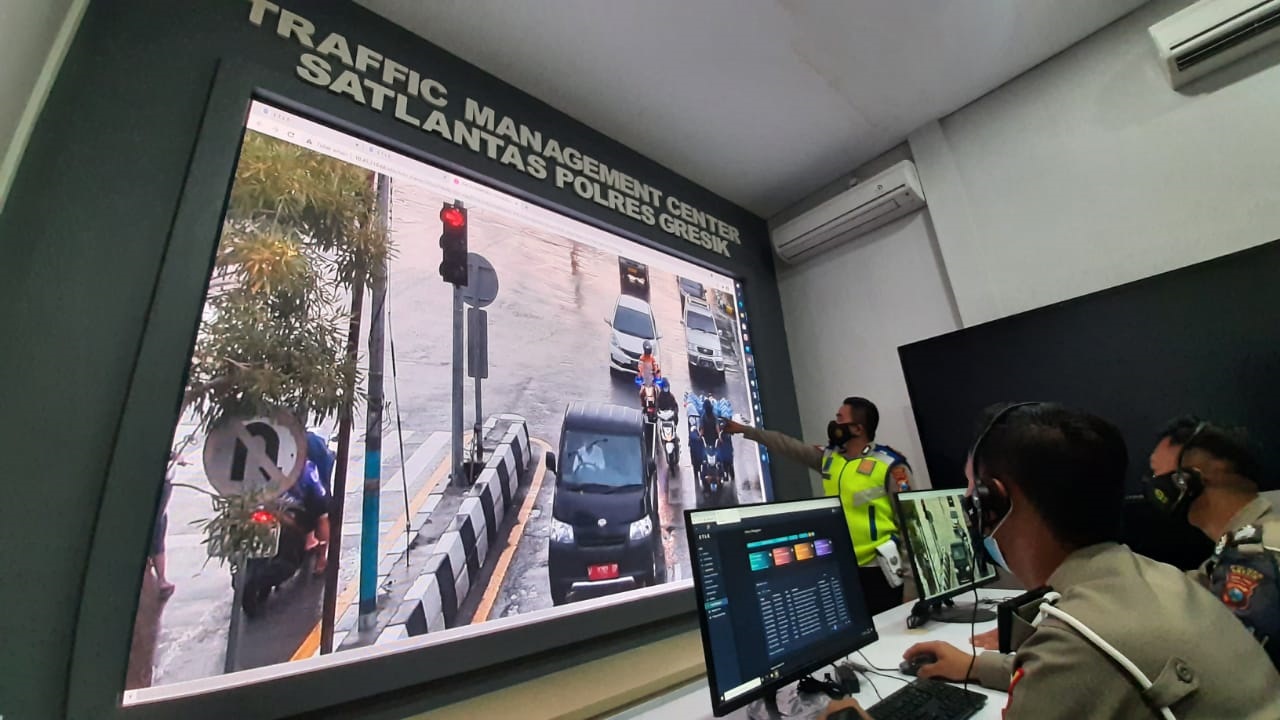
[306,429,335,493]
[286,459,332,575]
[656,378,680,417]
[690,398,734,482]
[636,340,661,386]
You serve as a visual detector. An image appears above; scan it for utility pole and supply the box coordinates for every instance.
[320,219,370,654]
[439,200,469,488]
[452,285,465,486]
[359,174,390,631]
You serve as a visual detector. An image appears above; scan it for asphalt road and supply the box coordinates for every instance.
[381,183,765,621]
[134,175,766,688]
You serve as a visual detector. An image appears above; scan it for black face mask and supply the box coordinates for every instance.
[1143,469,1204,517]
[827,421,856,449]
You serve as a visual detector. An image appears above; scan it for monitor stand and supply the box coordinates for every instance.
[746,689,784,720]
[746,684,830,720]
[909,598,996,626]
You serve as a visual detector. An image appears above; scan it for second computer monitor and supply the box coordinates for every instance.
[896,488,996,606]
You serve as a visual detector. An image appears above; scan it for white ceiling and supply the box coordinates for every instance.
[356,0,1147,218]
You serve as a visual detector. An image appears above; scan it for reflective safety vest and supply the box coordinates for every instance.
[821,447,900,566]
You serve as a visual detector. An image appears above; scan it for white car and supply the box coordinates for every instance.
[683,299,724,374]
[606,294,660,374]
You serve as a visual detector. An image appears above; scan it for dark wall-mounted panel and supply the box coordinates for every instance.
[0,2,803,717]
[900,239,1280,569]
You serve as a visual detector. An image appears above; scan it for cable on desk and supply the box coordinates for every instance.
[857,670,883,701]
[963,587,979,692]
[861,667,910,687]
[856,650,896,674]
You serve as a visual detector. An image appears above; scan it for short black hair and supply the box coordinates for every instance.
[973,403,1127,549]
[843,397,879,441]
[1157,415,1261,486]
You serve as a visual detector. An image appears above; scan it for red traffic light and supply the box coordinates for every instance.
[250,509,275,525]
[440,206,466,230]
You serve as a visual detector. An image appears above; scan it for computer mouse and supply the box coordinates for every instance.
[899,652,938,676]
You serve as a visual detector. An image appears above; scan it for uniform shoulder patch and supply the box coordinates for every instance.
[1223,564,1265,610]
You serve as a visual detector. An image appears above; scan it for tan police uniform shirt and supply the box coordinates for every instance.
[1187,496,1280,587]
[971,542,1280,719]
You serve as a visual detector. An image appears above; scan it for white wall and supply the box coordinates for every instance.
[910,0,1280,326]
[0,0,87,211]
[778,0,1280,490]
[776,200,961,491]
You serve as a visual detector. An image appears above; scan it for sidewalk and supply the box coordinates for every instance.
[140,417,445,687]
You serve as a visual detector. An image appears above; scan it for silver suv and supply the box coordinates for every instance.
[682,299,724,374]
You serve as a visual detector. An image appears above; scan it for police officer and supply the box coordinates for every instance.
[1146,416,1280,670]
[724,397,912,614]
[869,404,1280,719]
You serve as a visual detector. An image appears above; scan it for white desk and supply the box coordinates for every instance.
[609,589,1020,720]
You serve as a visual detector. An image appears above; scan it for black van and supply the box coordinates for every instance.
[546,402,665,605]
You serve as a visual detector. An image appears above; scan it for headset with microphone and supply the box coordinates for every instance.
[966,402,1181,720]
[1144,421,1209,515]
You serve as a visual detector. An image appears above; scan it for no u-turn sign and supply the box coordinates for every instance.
[202,411,307,498]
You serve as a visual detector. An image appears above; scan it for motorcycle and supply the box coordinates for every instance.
[685,392,738,507]
[657,407,680,472]
[698,439,737,508]
[636,376,663,460]
[239,494,311,618]
[637,377,659,425]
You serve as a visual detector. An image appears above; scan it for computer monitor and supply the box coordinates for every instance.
[686,497,877,717]
[895,488,997,624]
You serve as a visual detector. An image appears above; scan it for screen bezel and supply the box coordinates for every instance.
[893,488,997,604]
[683,498,880,717]
[65,59,771,720]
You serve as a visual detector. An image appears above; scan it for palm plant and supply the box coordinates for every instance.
[182,130,392,564]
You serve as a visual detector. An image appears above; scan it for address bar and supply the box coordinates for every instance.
[245,101,735,295]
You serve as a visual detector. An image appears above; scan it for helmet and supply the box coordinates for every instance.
[642,340,653,354]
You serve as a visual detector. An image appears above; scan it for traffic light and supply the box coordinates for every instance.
[439,200,468,286]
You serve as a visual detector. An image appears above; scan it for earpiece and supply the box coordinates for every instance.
[1146,421,1208,513]
[1172,421,1208,498]
[971,477,1010,533]
[968,402,1040,535]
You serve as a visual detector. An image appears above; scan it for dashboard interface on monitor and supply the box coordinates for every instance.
[687,498,876,715]
[123,99,774,698]
[896,488,995,602]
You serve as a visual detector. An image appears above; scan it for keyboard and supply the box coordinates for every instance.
[863,679,987,720]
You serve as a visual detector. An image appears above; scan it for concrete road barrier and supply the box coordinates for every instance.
[377,415,530,644]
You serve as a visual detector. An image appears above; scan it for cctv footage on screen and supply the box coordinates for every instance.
[124,100,773,694]
[897,491,995,601]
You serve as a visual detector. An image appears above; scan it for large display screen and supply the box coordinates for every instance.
[124,100,772,696]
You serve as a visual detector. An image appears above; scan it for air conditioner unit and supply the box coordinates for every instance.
[1150,0,1280,89]
[770,160,926,264]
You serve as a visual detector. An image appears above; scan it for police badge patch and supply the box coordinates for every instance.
[1222,564,1263,611]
